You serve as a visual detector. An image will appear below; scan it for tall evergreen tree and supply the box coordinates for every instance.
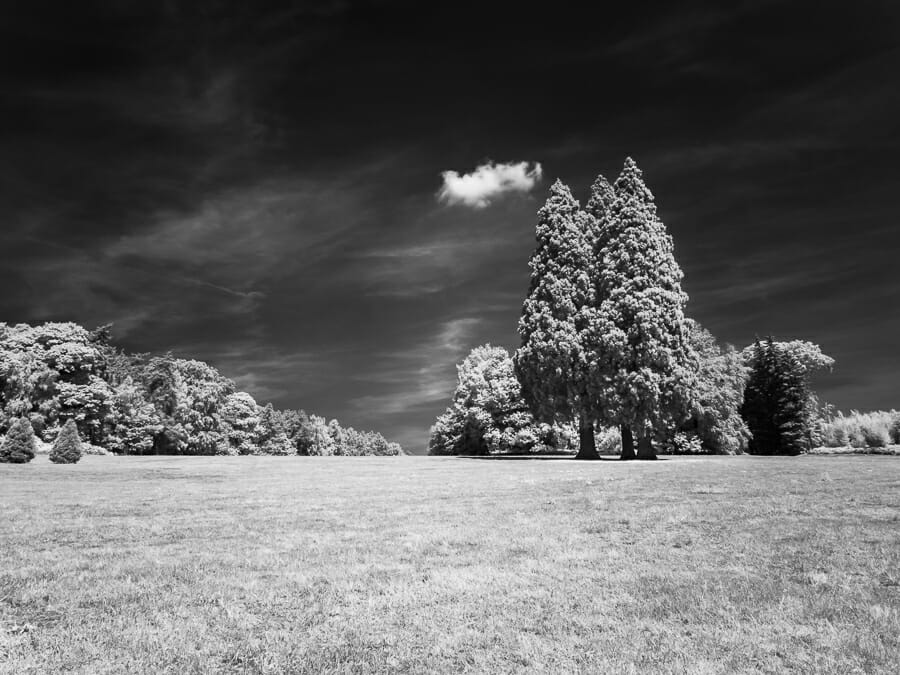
[50,418,83,464]
[590,157,697,460]
[515,180,602,459]
[741,338,809,455]
[0,417,36,463]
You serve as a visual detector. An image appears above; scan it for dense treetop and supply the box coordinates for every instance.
[0,321,401,457]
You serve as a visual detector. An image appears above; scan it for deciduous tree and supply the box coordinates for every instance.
[431,344,566,455]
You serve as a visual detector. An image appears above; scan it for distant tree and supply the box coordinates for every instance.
[0,322,112,444]
[587,158,697,460]
[741,338,809,455]
[307,415,336,456]
[515,180,603,459]
[221,391,262,455]
[673,321,749,454]
[106,377,164,455]
[50,418,82,464]
[281,409,313,454]
[741,339,833,449]
[0,417,36,463]
[258,403,294,455]
[55,376,115,446]
[433,344,566,455]
[142,355,234,454]
[327,418,346,455]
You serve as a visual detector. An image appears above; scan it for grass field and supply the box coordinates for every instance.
[1,454,898,674]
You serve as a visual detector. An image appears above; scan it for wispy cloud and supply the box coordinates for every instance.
[438,161,542,208]
[350,317,481,413]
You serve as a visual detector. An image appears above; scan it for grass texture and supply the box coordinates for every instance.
[1,454,898,673]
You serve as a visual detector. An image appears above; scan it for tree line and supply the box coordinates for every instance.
[430,158,838,458]
[0,321,401,460]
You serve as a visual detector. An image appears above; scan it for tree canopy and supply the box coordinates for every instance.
[432,344,573,455]
[0,321,401,457]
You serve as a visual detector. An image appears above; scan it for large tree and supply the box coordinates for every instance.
[589,158,697,460]
[515,180,602,459]
[741,339,833,450]
[740,338,809,454]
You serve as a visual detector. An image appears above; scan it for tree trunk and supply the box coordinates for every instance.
[575,416,599,460]
[620,425,636,460]
[636,432,657,460]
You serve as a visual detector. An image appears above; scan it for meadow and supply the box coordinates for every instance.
[1,454,898,674]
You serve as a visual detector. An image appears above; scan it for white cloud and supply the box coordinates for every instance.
[438,160,542,208]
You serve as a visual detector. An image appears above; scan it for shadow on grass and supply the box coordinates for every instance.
[452,454,671,461]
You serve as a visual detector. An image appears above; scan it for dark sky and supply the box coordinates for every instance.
[2,1,898,451]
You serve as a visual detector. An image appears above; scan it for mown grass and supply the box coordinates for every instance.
[1,454,898,673]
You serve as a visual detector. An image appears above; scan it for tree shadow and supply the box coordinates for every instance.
[452,454,672,461]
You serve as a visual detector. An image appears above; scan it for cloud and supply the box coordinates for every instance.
[438,160,542,208]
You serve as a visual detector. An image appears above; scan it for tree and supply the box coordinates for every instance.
[220,391,262,455]
[306,415,336,456]
[0,321,112,445]
[675,320,749,454]
[740,338,809,455]
[50,418,82,464]
[0,417,36,463]
[515,180,602,459]
[327,418,346,455]
[142,355,234,454]
[589,158,697,460]
[431,344,567,455]
[257,403,294,455]
[281,409,313,454]
[106,377,163,455]
[741,339,833,449]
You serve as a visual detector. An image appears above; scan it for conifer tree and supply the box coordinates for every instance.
[515,180,602,459]
[50,418,83,464]
[0,417,37,463]
[590,157,697,460]
[258,403,294,455]
[741,338,809,455]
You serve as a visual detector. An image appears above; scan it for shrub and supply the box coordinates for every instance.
[595,426,622,455]
[50,418,83,464]
[860,415,891,448]
[659,431,705,455]
[818,410,897,449]
[0,417,37,463]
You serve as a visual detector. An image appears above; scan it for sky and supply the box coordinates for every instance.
[1,1,898,452]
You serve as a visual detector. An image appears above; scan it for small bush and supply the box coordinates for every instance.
[50,419,83,464]
[0,417,37,463]
[890,411,900,445]
[595,426,622,455]
[659,431,705,455]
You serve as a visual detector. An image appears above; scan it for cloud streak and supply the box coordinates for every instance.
[438,161,542,208]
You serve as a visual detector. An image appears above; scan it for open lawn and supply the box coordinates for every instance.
[1,454,898,674]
